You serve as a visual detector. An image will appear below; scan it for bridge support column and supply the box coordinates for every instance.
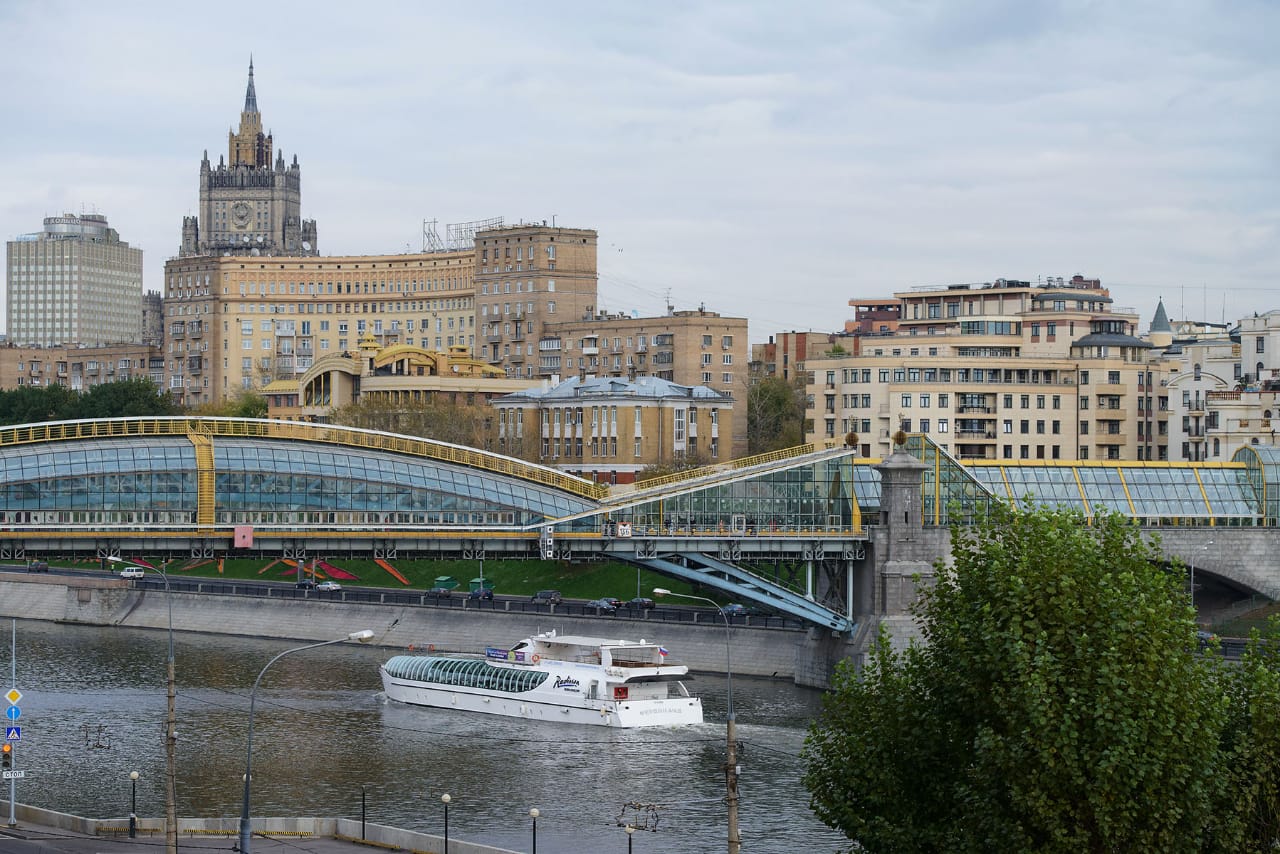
[805,560,814,600]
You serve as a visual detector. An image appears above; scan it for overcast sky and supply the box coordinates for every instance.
[3,0,1278,339]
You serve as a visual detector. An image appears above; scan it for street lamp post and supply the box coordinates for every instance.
[1191,540,1214,614]
[110,556,177,854]
[441,793,451,854]
[653,588,740,854]
[529,807,539,854]
[238,630,375,854]
[128,771,139,838]
[626,823,635,853]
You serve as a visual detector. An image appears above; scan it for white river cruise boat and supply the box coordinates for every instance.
[379,630,703,728]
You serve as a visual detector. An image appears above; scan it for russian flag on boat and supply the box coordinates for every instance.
[659,647,669,657]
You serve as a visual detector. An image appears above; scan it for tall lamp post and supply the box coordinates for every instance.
[238,630,375,854]
[110,556,177,854]
[626,823,635,853]
[1191,540,1214,614]
[441,793,451,854]
[128,771,139,838]
[529,807,539,854]
[653,588,740,854]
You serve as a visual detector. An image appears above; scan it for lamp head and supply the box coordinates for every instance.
[129,770,140,781]
[441,793,451,804]
[349,630,375,643]
[625,825,635,835]
[529,808,540,819]
[652,588,671,597]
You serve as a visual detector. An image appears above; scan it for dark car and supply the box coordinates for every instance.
[625,597,655,610]
[531,590,563,605]
[26,560,49,573]
[468,588,494,601]
[586,597,618,613]
[721,603,752,616]
[294,579,317,590]
[427,586,453,598]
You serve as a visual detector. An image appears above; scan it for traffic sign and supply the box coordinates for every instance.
[4,727,18,741]
[4,707,18,722]
[4,689,19,705]
[2,770,25,780]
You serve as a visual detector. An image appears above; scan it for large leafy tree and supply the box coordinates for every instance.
[330,396,495,449]
[804,503,1236,853]
[745,372,805,454]
[0,379,176,426]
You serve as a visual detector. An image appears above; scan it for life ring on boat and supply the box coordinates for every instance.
[531,654,541,664]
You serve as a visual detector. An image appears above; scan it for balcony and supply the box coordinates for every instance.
[957,405,993,414]
[957,430,996,439]
[581,346,599,356]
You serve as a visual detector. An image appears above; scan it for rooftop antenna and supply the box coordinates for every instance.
[665,289,673,316]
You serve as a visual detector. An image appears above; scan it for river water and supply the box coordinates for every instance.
[2,620,848,853]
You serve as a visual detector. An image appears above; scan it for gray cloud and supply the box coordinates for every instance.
[2,0,1278,336]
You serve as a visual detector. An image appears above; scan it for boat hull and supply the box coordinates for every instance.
[381,670,703,728]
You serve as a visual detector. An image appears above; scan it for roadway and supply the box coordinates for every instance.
[0,565,805,631]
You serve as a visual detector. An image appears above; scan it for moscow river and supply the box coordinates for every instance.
[2,619,848,853]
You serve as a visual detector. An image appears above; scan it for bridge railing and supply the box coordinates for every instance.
[631,444,818,492]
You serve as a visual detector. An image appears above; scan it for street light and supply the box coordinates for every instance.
[110,556,177,854]
[441,793,451,854]
[1191,540,1214,614]
[529,807,539,854]
[626,823,635,853]
[238,630,375,854]
[128,771,139,838]
[653,588,740,854]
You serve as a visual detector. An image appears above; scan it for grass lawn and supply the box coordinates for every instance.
[67,555,717,603]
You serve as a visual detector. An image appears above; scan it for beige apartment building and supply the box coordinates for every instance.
[805,276,1174,461]
[538,309,749,456]
[162,249,479,407]
[0,343,161,391]
[475,223,599,376]
[492,375,735,483]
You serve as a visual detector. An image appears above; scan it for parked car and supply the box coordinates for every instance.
[721,603,752,616]
[294,579,317,589]
[316,581,342,592]
[531,590,563,605]
[468,587,494,601]
[117,566,145,579]
[625,597,655,610]
[427,586,453,598]
[26,560,49,573]
[586,597,618,613]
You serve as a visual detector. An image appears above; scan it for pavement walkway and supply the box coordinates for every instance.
[0,820,421,854]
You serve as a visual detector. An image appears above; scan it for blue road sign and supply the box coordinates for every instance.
[4,727,18,741]
[4,707,18,722]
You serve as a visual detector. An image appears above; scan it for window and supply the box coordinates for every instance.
[938,419,948,433]
[919,419,930,433]
[901,394,912,408]
[722,354,733,365]
[702,335,713,347]
[920,394,930,408]
[1258,337,1266,353]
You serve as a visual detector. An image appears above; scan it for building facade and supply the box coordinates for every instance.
[537,309,748,456]
[493,375,735,483]
[162,250,478,407]
[179,60,317,259]
[475,223,599,376]
[0,343,161,391]
[6,213,143,347]
[804,276,1174,461]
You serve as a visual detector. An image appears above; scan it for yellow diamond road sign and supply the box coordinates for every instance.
[5,689,20,705]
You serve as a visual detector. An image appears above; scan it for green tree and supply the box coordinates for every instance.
[330,396,494,448]
[190,390,267,419]
[804,504,1228,853]
[744,373,805,454]
[71,378,179,419]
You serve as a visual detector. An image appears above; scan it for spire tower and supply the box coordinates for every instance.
[244,56,258,114]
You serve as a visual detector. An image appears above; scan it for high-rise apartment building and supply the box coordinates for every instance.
[179,60,317,258]
[5,213,143,347]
